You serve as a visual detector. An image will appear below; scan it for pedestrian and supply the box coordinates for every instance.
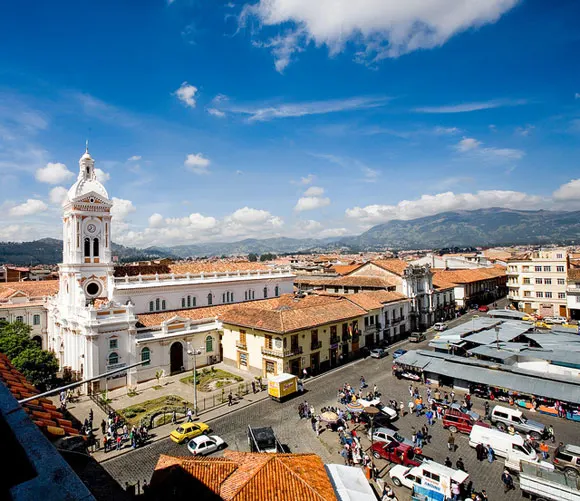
[450,390,455,402]
[416,430,423,448]
[187,408,193,422]
[171,409,177,424]
[251,381,256,394]
[399,401,404,416]
[103,435,108,453]
[310,405,315,417]
[444,457,452,468]
[315,419,320,436]
[501,470,515,492]
[303,368,308,379]
[484,401,490,419]
[475,442,484,461]
[456,457,466,472]
[487,444,495,463]
[540,441,549,460]
[409,384,413,396]
[228,392,233,406]
[116,434,122,450]
[298,402,304,418]
[421,425,429,444]
[555,441,564,457]
[340,448,348,465]
[311,415,316,431]
[88,408,94,428]
[408,400,414,416]
[101,419,106,435]
[425,409,434,426]
[448,432,455,451]
[412,429,417,446]
[451,481,461,501]
[548,425,555,444]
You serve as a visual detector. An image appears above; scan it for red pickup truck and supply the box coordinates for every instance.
[371,441,421,467]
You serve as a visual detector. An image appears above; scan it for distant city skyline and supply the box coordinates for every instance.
[1,1,579,246]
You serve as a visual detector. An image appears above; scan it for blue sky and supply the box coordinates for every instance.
[1,0,579,247]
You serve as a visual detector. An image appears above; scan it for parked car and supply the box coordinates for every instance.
[545,316,568,325]
[358,398,398,420]
[553,443,580,478]
[409,332,426,343]
[360,411,395,430]
[442,408,489,434]
[170,421,210,444]
[371,441,421,466]
[369,426,414,447]
[187,434,225,455]
[490,405,547,439]
[433,322,448,332]
[449,403,480,421]
[393,349,407,359]
[370,348,388,359]
[469,425,537,461]
[478,305,489,312]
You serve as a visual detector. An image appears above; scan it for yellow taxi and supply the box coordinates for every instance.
[170,421,210,444]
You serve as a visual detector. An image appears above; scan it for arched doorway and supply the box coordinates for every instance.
[32,336,42,348]
[170,342,184,374]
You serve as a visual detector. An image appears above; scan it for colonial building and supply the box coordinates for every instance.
[566,268,580,321]
[46,147,294,391]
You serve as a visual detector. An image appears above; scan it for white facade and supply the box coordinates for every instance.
[0,299,47,343]
[46,147,295,390]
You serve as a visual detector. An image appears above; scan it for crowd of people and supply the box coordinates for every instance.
[99,410,149,452]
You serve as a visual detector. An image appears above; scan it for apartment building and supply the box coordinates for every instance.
[566,268,580,321]
[507,249,569,317]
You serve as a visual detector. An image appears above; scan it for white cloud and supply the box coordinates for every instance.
[148,213,164,228]
[223,96,388,122]
[414,99,526,113]
[35,162,74,184]
[207,108,226,117]
[299,174,314,185]
[174,82,198,108]
[128,155,142,161]
[515,124,535,136]
[236,170,243,175]
[434,126,461,135]
[454,137,524,160]
[111,197,136,221]
[95,168,110,183]
[455,137,482,152]
[241,0,518,69]
[553,179,580,201]
[49,186,68,205]
[185,153,210,174]
[295,196,331,212]
[361,166,380,182]
[229,207,283,227]
[346,190,546,224]
[303,186,325,197]
[294,219,323,233]
[319,227,348,238]
[9,199,48,217]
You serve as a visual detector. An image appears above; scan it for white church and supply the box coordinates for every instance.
[46,148,294,391]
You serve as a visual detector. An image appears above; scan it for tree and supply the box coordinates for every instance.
[260,253,276,262]
[248,253,258,262]
[0,322,34,359]
[12,347,59,389]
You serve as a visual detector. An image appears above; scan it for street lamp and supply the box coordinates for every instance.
[187,344,204,418]
[471,314,479,333]
[494,325,500,351]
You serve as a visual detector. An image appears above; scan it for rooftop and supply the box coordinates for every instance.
[0,280,59,300]
[296,275,397,289]
[150,451,337,501]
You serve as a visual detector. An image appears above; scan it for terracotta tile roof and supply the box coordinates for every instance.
[330,264,363,275]
[0,280,59,300]
[0,353,79,439]
[341,291,408,310]
[568,268,580,281]
[360,259,408,276]
[220,294,366,334]
[432,277,457,290]
[296,276,397,289]
[137,303,238,327]
[151,452,337,501]
[168,262,271,274]
[0,300,46,309]
[431,267,506,285]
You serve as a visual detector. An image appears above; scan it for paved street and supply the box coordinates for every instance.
[103,306,580,500]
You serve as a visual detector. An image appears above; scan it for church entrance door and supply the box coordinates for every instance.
[170,342,184,375]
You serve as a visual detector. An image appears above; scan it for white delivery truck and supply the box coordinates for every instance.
[389,459,469,500]
[519,461,580,501]
[469,424,537,461]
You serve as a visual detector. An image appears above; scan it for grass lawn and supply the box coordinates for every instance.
[119,395,189,426]
[180,368,243,392]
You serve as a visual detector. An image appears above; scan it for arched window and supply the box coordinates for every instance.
[222,293,226,303]
[208,293,213,305]
[149,301,154,312]
[187,295,191,307]
[16,316,24,323]
[244,291,248,301]
[156,298,160,311]
[93,238,99,257]
[250,290,254,300]
[84,238,90,257]
[182,297,186,308]
[275,285,279,296]
[264,287,268,298]
[141,347,151,366]
[162,300,166,310]
[206,336,214,353]
[108,352,119,365]
[230,291,234,302]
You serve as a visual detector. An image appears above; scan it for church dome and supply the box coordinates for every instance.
[65,146,109,203]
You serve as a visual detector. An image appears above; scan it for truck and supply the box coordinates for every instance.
[267,373,298,402]
[247,426,284,453]
[519,461,580,501]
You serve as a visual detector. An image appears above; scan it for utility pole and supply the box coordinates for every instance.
[187,344,203,417]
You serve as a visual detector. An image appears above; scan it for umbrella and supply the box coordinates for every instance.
[345,401,365,413]
[320,411,339,423]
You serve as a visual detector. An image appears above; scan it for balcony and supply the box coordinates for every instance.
[236,341,247,350]
[330,336,340,346]
[310,340,322,350]
[261,345,303,358]
[341,334,350,342]
[567,286,580,294]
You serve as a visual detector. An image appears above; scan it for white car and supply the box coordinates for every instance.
[187,434,226,456]
[433,322,448,331]
[358,398,398,420]
[544,316,567,325]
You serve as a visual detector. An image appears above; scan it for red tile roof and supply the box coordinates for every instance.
[568,268,580,281]
[331,264,363,275]
[0,353,79,438]
[152,451,337,501]
[431,267,506,285]
[169,262,271,274]
[296,276,397,289]
[0,280,59,300]
[341,291,408,310]
[350,259,408,277]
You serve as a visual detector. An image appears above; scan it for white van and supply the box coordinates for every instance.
[389,460,469,498]
[469,424,537,461]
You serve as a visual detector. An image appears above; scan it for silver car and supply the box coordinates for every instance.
[369,426,413,447]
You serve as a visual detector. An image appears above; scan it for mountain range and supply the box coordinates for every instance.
[1,208,579,265]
